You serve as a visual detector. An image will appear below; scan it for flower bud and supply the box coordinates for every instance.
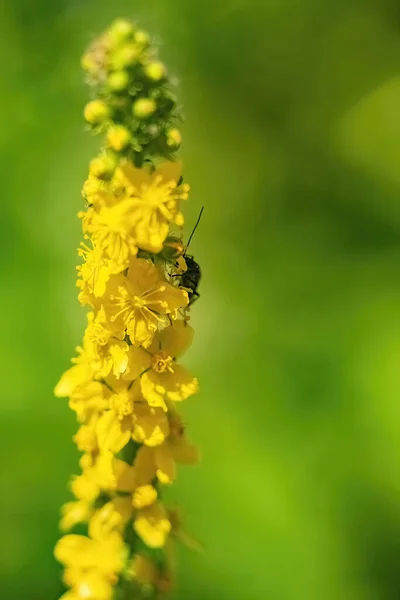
[107,70,130,92]
[144,61,166,82]
[166,128,182,149]
[107,125,131,151]
[135,30,150,48]
[112,43,140,69]
[133,98,156,119]
[89,153,118,180]
[108,19,135,45]
[84,100,110,125]
[81,53,97,74]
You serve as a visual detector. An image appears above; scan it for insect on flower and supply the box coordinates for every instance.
[161,207,204,305]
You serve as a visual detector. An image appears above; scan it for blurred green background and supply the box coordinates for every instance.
[3,0,400,598]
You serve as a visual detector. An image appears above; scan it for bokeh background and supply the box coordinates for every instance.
[3,0,400,598]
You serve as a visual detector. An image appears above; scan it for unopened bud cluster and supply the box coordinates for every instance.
[82,18,183,172]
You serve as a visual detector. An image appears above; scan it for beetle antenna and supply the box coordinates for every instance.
[185,207,204,255]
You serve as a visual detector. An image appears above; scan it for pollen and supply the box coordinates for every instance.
[152,352,174,373]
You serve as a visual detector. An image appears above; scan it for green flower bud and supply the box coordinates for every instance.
[107,70,130,92]
[83,100,110,124]
[144,61,166,82]
[81,53,97,74]
[107,125,131,151]
[112,43,141,69]
[108,19,135,45]
[89,153,118,180]
[133,98,156,119]
[134,30,150,48]
[166,128,182,149]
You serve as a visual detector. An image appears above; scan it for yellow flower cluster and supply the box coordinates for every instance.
[54,19,200,600]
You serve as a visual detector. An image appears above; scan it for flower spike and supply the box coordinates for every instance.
[54,18,201,600]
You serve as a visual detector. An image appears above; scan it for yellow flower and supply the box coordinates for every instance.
[89,501,125,539]
[60,501,93,532]
[134,502,171,548]
[76,240,112,305]
[153,420,199,484]
[132,484,158,509]
[81,193,138,271]
[131,402,170,447]
[59,572,114,600]
[55,312,128,396]
[115,161,188,253]
[55,504,126,597]
[104,258,188,347]
[123,320,198,410]
[93,451,119,491]
[127,554,159,586]
[96,393,169,454]
[54,362,93,399]
[96,409,131,453]
[84,309,129,377]
[68,380,109,423]
[130,413,199,486]
[109,383,138,420]
[70,472,100,504]
[74,419,98,453]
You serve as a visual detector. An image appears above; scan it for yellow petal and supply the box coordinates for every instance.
[132,404,169,447]
[72,573,114,600]
[134,503,171,548]
[148,282,188,315]
[114,459,136,492]
[89,502,122,540]
[156,161,182,184]
[112,496,133,525]
[154,445,175,484]
[127,258,160,293]
[127,311,159,348]
[70,473,99,503]
[164,364,199,402]
[123,346,152,381]
[140,371,168,410]
[134,445,156,486]
[60,501,92,532]
[96,411,131,452]
[136,219,170,254]
[141,365,198,407]
[54,364,93,397]
[132,485,158,509]
[54,534,97,568]
[94,451,117,491]
[116,161,152,191]
[159,321,194,358]
[109,340,129,377]
[171,437,200,465]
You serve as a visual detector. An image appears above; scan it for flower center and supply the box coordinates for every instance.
[133,294,146,308]
[111,391,134,419]
[152,352,173,373]
[87,321,110,346]
[140,178,174,207]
